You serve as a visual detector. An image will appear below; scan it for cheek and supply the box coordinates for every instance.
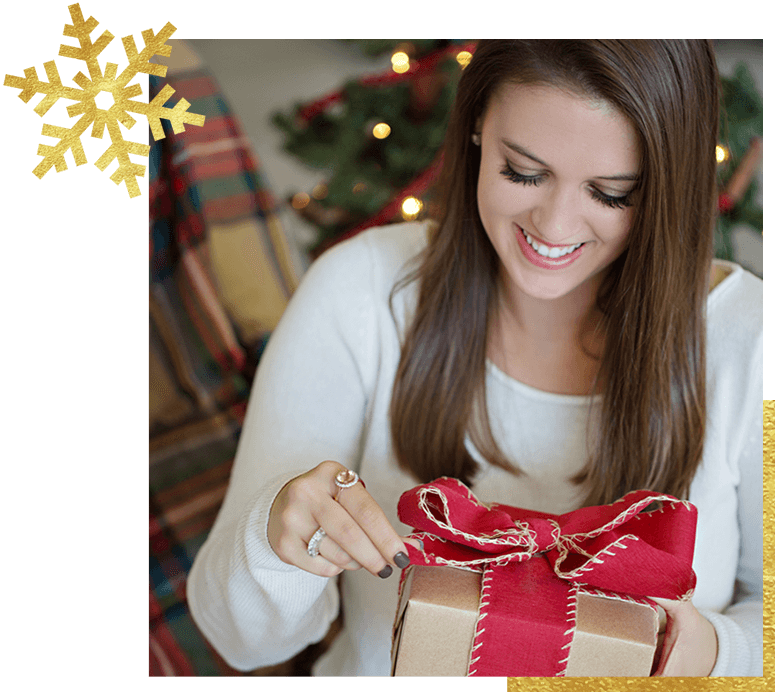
[478,172,522,224]
[601,213,632,254]
[618,209,635,244]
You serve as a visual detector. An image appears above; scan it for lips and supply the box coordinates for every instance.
[515,225,585,270]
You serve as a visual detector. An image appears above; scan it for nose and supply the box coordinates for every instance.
[530,185,583,244]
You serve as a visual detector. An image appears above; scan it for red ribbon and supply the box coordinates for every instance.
[397,478,698,676]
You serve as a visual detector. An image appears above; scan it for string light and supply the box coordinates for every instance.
[456,51,473,69]
[716,145,729,164]
[401,196,423,220]
[373,122,391,139]
[291,192,310,210]
[391,51,410,74]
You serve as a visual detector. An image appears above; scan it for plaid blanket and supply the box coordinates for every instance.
[148,57,317,675]
[150,41,450,674]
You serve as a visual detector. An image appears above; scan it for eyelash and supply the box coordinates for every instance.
[499,163,633,210]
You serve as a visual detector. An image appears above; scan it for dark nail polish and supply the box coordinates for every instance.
[378,564,393,579]
[394,552,410,569]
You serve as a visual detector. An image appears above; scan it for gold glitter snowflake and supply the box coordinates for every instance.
[3,3,205,198]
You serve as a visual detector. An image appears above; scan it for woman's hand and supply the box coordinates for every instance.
[268,460,414,579]
[651,597,718,676]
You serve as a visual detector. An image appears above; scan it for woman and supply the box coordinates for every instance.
[187,40,762,676]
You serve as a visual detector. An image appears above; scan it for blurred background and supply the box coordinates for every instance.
[149,40,763,677]
[187,39,763,273]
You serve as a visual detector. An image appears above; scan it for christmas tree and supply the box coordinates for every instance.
[271,40,472,255]
[273,41,762,262]
[715,63,763,261]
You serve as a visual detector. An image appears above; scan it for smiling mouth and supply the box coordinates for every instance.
[519,227,584,258]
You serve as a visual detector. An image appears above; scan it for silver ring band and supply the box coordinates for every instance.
[307,527,326,557]
[306,472,360,557]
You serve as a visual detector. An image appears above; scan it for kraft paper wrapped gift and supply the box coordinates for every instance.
[391,478,697,677]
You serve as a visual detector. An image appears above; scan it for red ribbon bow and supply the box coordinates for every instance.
[397,478,698,676]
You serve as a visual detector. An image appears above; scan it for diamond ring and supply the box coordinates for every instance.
[307,527,326,558]
[334,469,359,500]
[335,469,359,489]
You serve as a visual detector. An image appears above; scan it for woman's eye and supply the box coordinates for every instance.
[589,187,633,210]
[499,163,543,187]
[499,162,634,210]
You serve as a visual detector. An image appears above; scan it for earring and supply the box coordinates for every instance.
[471,133,481,146]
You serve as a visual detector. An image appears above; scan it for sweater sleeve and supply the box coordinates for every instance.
[701,403,763,677]
[186,235,378,671]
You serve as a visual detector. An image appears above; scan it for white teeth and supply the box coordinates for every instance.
[521,228,582,258]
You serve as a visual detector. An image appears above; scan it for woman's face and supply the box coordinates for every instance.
[476,83,640,303]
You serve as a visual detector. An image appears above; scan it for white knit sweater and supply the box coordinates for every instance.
[187,222,763,676]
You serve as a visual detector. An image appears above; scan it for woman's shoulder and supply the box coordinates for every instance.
[310,221,431,291]
[706,259,762,374]
[708,259,762,325]
[323,220,430,264]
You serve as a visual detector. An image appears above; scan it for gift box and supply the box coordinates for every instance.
[391,478,696,677]
[392,564,659,676]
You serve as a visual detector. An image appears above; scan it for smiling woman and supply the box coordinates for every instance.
[389,41,756,677]
[476,85,638,303]
[391,40,722,499]
[187,40,762,678]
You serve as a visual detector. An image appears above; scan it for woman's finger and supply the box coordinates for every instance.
[332,477,412,571]
[317,534,362,571]
[268,460,413,579]
[649,597,717,677]
[291,530,344,578]
[403,537,424,553]
[313,493,397,578]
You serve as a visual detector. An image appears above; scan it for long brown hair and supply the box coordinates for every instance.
[389,40,720,506]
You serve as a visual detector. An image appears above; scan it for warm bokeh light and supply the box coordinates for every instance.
[373,122,391,139]
[291,192,310,209]
[716,145,729,164]
[456,51,473,68]
[401,196,423,220]
[312,183,328,200]
[391,51,410,74]
[352,182,367,194]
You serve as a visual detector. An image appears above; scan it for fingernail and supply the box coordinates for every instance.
[394,552,410,569]
[378,564,393,579]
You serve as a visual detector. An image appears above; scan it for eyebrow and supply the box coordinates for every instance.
[500,138,640,182]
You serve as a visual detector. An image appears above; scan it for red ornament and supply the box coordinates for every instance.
[718,192,735,214]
